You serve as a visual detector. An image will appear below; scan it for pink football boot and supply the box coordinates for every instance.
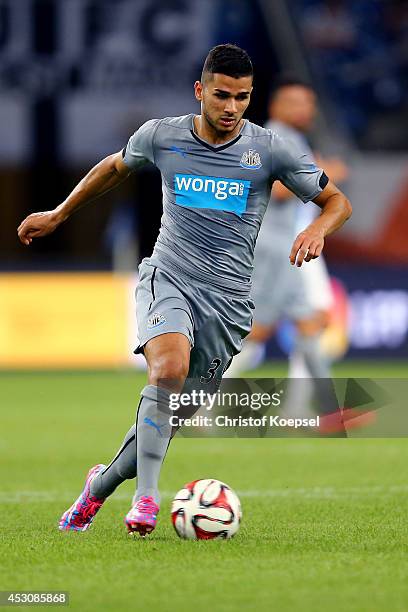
[58,464,106,532]
[125,495,159,536]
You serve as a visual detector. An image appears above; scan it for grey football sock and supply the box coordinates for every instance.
[135,384,173,504]
[283,349,314,418]
[294,334,330,379]
[90,421,137,498]
[294,334,346,436]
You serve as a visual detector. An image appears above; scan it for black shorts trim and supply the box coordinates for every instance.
[148,266,157,311]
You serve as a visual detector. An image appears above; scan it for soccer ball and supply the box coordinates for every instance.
[171,478,242,540]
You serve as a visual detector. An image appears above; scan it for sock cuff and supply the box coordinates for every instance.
[141,384,172,412]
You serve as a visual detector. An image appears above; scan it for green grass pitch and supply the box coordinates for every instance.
[1,364,408,611]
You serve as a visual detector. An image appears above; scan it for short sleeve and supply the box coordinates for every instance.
[269,130,327,203]
[122,119,161,170]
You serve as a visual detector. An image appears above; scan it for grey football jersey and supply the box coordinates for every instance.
[123,114,326,297]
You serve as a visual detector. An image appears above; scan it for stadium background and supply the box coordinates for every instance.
[1,0,407,368]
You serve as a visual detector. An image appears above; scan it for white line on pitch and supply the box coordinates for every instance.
[1,484,408,503]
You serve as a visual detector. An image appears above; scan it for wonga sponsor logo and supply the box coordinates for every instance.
[174,174,250,216]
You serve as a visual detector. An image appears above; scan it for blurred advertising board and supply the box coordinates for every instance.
[1,266,407,369]
[0,273,138,368]
[272,266,408,360]
[334,265,408,358]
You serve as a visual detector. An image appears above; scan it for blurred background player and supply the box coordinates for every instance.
[228,77,349,416]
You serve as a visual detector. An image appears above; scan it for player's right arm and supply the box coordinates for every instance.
[17,153,130,245]
[18,118,159,246]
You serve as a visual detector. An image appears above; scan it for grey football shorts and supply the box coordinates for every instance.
[134,260,254,386]
[250,237,314,327]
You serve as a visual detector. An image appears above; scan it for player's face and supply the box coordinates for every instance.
[195,73,253,135]
[269,86,317,132]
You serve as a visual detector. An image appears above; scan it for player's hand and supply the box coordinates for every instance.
[17,210,61,246]
[289,228,324,267]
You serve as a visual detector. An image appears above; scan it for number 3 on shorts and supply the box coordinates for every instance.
[200,358,222,384]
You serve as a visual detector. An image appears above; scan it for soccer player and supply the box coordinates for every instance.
[17,45,352,536]
[227,78,349,417]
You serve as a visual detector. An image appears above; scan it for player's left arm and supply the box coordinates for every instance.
[289,180,352,267]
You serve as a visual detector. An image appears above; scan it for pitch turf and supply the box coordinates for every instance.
[1,365,408,611]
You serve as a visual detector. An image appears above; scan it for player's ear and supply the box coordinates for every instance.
[194,81,203,101]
